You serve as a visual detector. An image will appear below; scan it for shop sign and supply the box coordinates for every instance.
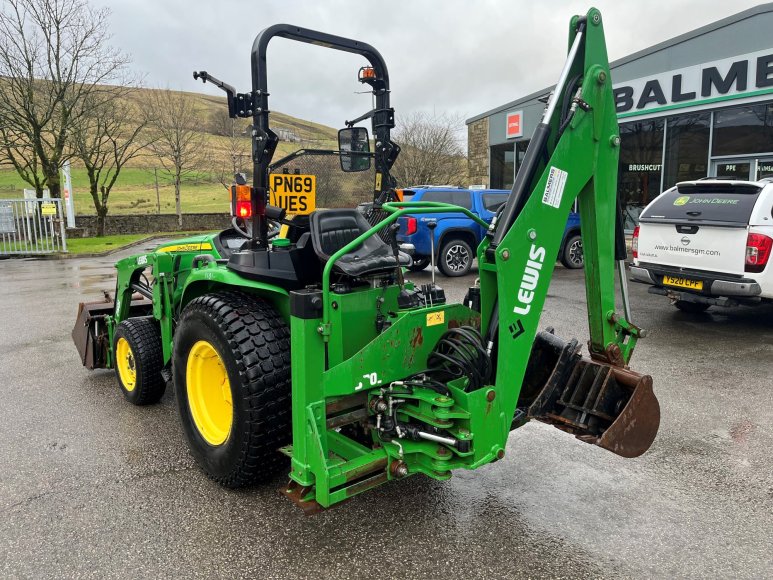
[614,49,773,116]
[505,110,523,139]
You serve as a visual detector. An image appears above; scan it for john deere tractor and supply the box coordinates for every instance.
[73,9,660,512]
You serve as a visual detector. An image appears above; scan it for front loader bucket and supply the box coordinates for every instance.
[72,296,152,370]
[522,331,660,458]
[72,300,114,369]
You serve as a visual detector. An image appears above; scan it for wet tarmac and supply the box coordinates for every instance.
[1,245,771,579]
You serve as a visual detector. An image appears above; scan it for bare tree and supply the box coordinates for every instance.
[208,107,250,138]
[216,116,251,190]
[391,112,467,187]
[0,0,129,197]
[72,89,151,236]
[146,89,207,227]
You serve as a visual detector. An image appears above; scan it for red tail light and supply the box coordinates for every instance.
[405,217,418,236]
[235,200,252,218]
[231,184,252,218]
[745,233,772,273]
[632,226,640,259]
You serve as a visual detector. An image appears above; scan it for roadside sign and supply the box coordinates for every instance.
[41,202,57,216]
[269,173,316,215]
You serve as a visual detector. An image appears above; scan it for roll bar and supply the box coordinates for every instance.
[247,25,399,248]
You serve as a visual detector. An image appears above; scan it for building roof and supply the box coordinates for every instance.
[466,3,773,125]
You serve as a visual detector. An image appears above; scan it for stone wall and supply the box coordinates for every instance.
[69,213,232,238]
[467,117,489,187]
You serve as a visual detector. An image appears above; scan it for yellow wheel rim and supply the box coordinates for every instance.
[116,337,137,392]
[186,340,233,446]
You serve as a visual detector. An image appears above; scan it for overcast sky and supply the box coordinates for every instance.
[97,0,764,130]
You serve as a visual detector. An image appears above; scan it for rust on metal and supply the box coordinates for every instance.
[326,392,368,415]
[409,326,423,348]
[344,471,388,497]
[526,331,660,458]
[343,457,388,483]
[280,481,325,516]
[326,408,369,430]
[389,460,408,478]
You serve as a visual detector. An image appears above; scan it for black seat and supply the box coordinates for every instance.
[309,209,411,277]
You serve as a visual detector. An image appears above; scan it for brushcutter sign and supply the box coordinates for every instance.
[269,173,316,215]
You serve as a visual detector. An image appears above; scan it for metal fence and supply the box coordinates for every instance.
[0,198,67,255]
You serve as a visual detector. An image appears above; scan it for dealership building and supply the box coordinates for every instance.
[466,4,773,229]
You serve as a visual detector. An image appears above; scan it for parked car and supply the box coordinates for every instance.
[396,187,583,276]
[631,178,773,312]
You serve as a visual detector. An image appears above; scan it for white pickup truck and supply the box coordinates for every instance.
[630,178,773,312]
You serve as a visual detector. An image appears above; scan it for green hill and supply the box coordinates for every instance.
[0,87,338,216]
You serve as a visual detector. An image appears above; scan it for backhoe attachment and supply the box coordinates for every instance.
[522,331,659,458]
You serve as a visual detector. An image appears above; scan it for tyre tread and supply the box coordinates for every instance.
[114,317,166,405]
[176,292,291,488]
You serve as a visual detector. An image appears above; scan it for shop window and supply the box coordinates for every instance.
[618,119,664,229]
[663,112,711,189]
[490,143,515,189]
[712,103,773,156]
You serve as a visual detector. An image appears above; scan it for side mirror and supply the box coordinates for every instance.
[338,127,371,172]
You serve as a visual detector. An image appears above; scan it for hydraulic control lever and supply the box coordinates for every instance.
[388,223,404,287]
[427,220,437,286]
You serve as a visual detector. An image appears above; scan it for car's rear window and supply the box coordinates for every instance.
[639,184,762,225]
[482,193,508,211]
[420,190,472,210]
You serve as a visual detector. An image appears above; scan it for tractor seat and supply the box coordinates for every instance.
[309,209,411,277]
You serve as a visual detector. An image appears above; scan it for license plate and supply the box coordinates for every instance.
[662,275,703,290]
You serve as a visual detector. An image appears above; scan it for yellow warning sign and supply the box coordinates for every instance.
[41,202,57,216]
[269,174,316,215]
[426,311,445,327]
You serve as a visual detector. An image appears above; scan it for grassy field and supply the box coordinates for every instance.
[0,87,339,216]
[65,233,166,254]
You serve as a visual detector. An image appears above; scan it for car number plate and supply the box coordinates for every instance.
[662,275,703,290]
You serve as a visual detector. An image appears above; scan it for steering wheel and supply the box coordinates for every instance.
[231,216,282,240]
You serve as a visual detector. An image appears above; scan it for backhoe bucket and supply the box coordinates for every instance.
[522,331,660,458]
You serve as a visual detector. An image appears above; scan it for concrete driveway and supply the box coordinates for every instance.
[1,245,771,579]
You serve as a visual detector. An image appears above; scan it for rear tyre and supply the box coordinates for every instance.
[439,238,474,277]
[113,318,165,405]
[674,300,710,313]
[560,234,584,269]
[174,292,291,488]
[407,257,430,272]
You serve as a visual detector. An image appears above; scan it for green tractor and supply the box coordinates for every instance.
[73,9,660,512]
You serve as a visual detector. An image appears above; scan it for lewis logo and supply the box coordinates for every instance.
[513,244,546,315]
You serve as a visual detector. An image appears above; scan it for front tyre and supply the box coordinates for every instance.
[439,238,474,277]
[174,292,291,488]
[560,234,584,269]
[113,318,165,405]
